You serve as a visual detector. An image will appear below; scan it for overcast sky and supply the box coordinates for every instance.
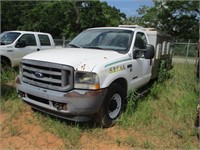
[101,0,154,16]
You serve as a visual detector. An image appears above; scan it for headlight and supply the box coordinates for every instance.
[74,71,100,90]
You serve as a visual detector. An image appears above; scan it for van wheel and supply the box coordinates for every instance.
[97,83,125,128]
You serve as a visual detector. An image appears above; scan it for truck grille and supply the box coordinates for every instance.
[21,59,74,91]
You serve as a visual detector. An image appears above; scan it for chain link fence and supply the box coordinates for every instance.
[173,41,197,64]
[54,37,71,48]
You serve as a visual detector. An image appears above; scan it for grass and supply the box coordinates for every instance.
[118,63,199,148]
[116,135,138,147]
[1,63,199,149]
[1,68,25,117]
[35,113,82,149]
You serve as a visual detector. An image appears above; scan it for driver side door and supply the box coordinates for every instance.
[130,32,152,89]
[13,33,39,63]
[134,32,152,77]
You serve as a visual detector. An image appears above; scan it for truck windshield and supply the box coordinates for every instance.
[0,32,21,45]
[68,29,133,53]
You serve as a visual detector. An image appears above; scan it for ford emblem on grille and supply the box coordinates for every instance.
[34,72,44,78]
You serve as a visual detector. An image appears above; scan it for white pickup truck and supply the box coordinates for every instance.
[16,25,173,127]
[0,31,55,69]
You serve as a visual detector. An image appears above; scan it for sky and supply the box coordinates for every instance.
[101,0,154,17]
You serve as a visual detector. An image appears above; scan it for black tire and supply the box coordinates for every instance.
[96,83,125,128]
[195,110,200,140]
[31,107,38,112]
[1,57,11,71]
[197,60,199,78]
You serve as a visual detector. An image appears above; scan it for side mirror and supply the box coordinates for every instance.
[15,40,26,48]
[133,44,155,59]
[144,44,154,59]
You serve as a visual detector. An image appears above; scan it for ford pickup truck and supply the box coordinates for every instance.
[0,31,55,69]
[16,25,173,127]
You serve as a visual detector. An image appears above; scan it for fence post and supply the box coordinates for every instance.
[62,36,65,48]
[186,39,190,63]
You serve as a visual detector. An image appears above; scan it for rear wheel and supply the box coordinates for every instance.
[97,83,125,128]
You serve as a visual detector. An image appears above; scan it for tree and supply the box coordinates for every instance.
[101,2,126,26]
[1,1,39,31]
[1,0,126,39]
[123,0,199,41]
[153,0,199,41]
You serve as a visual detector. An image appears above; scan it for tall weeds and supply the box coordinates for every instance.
[118,63,198,148]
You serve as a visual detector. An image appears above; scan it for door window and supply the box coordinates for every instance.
[38,34,51,46]
[134,32,147,49]
[17,34,37,46]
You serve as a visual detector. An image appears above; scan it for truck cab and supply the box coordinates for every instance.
[16,26,172,127]
[0,31,55,69]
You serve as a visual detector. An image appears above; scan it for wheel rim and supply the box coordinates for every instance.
[108,93,122,119]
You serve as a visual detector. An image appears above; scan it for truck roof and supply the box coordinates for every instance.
[86,27,138,32]
[86,26,163,34]
[89,25,169,36]
[2,30,51,35]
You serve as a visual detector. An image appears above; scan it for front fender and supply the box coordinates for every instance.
[100,69,129,89]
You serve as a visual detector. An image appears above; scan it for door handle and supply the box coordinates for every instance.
[37,48,40,51]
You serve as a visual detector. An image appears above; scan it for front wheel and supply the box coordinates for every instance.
[96,83,125,128]
[1,57,11,71]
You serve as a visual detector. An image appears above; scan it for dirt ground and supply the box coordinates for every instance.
[0,105,199,149]
[0,106,131,150]
[0,107,64,149]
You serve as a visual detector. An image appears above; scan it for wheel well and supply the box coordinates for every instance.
[1,56,11,67]
[111,78,128,97]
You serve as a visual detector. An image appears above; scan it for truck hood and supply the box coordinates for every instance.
[23,48,126,71]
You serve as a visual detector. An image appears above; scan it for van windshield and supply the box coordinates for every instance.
[0,32,21,45]
[68,29,133,53]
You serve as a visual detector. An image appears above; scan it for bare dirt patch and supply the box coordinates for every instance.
[0,107,133,149]
[1,105,199,149]
[0,107,64,149]
[0,106,155,149]
[80,127,131,150]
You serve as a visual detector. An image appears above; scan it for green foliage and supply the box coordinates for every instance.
[1,1,126,39]
[122,16,141,25]
[1,68,24,116]
[142,140,155,149]
[123,0,199,41]
[7,124,22,136]
[35,113,82,149]
[1,68,19,100]
[158,60,170,83]
[173,43,197,57]
[118,63,198,148]
[115,135,138,147]
[125,90,138,114]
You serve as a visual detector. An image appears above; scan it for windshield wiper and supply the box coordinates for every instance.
[68,44,81,48]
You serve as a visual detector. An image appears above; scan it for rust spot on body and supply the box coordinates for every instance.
[81,64,86,70]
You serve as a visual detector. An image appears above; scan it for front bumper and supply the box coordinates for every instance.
[16,76,107,122]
